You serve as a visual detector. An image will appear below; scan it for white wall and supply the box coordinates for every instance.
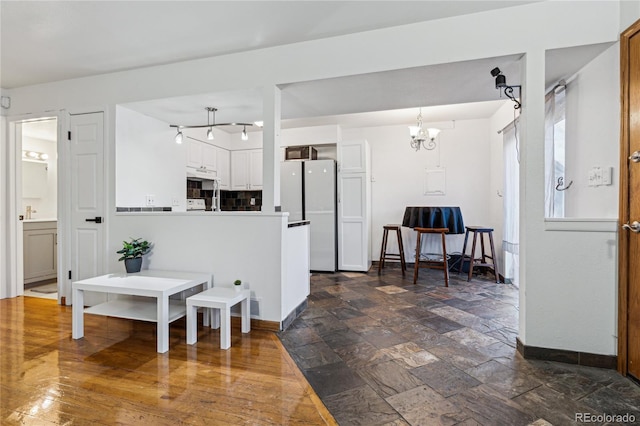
[21,136,57,219]
[109,212,289,322]
[520,43,621,355]
[283,224,310,318]
[0,115,6,299]
[344,119,494,259]
[621,1,640,30]
[116,106,187,210]
[564,44,620,218]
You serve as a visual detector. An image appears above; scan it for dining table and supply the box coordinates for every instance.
[401,206,465,234]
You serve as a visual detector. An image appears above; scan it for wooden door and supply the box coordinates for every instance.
[69,112,105,294]
[619,19,640,379]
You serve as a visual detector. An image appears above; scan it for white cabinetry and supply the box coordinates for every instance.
[337,140,371,271]
[217,147,230,190]
[338,140,368,173]
[231,149,263,190]
[187,139,217,172]
[23,221,58,284]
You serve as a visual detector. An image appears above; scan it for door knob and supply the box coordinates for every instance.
[629,151,640,163]
[622,221,640,232]
[85,217,102,224]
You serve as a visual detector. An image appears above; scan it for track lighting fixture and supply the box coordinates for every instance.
[170,106,253,143]
[490,67,521,110]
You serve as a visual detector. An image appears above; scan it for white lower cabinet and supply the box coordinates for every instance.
[23,221,58,284]
[231,149,263,190]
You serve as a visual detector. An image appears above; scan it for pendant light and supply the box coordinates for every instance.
[175,128,183,144]
[409,108,439,151]
[241,126,248,141]
[206,107,215,140]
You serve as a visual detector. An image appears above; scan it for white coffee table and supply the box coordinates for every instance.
[186,287,251,350]
[72,270,212,353]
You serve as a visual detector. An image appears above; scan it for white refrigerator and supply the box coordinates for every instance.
[280,160,337,272]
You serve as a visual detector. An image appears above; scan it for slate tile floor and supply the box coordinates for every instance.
[278,265,640,426]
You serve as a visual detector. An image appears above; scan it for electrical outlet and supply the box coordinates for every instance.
[172,198,180,206]
[145,195,155,206]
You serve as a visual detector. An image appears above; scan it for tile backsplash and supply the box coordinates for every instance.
[187,180,261,211]
[220,190,262,211]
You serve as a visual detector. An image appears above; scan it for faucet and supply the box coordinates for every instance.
[25,205,36,220]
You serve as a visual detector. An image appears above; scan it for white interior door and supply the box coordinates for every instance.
[69,112,104,302]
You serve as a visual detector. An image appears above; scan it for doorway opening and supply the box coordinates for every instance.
[17,117,60,300]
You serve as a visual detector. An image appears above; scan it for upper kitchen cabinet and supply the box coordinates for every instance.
[187,139,217,171]
[217,147,230,190]
[231,149,262,190]
[338,140,369,173]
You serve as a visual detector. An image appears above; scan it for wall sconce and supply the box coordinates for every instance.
[490,67,521,110]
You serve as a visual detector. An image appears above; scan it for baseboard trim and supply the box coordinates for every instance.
[516,338,617,369]
[230,316,280,332]
[229,299,308,332]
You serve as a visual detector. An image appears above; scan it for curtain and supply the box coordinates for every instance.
[503,122,519,286]
[544,86,566,218]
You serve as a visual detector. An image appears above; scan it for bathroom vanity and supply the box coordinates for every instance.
[23,220,57,284]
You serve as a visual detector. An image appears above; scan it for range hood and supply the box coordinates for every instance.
[187,167,217,181]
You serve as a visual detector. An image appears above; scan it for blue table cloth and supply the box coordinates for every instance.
[402,206,465,234]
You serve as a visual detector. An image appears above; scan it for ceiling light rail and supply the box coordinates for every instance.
[170,107,253,143]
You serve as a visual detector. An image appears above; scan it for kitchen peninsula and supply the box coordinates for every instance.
[110,210,310,330]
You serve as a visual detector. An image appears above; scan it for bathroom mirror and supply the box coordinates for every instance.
[22,160,47,199]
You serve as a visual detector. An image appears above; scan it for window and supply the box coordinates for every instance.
[544,85,566,218]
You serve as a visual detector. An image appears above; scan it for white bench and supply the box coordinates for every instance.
[186,287,251,349]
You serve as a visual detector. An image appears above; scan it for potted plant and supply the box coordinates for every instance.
[117,238,151,273]
[234,279,242,292]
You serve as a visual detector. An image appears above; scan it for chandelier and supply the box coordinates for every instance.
[409,108,440,151]
[170,107,253,144]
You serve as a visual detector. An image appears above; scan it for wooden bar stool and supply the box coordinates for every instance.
[413,227,449,286]
[378,224,406,275]
[459,226,500,283]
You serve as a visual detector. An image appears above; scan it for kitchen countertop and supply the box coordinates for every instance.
[288,220,310,228]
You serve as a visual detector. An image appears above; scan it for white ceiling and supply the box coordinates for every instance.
[2,1,613,131]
